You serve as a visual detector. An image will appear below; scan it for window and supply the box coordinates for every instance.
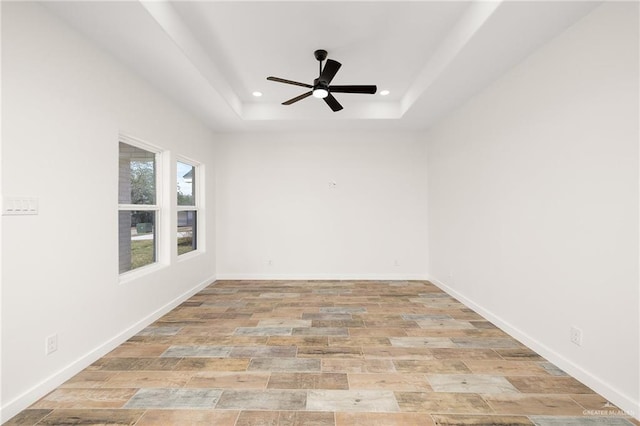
[119,140,159,273]
[177,160,198,256]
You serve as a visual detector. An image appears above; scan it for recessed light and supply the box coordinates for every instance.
[380,90,390,96]
[252,91,263,97]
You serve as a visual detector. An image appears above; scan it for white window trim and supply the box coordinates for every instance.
[118,133,165,280]
[176,155,202,259]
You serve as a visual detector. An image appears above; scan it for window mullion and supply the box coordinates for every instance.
[119,204,158,211]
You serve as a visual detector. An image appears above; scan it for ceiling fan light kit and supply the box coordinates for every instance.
[267,49,377,112]
[312,88,329,99]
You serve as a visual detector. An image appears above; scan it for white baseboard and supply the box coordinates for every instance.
[428,275,640,421]
[0,275,216,424]
[215,273,430,281]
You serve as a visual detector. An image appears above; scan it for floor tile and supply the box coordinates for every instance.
[230,345,297,358]
[2,409,52,425]
[349,327,408,337]
[267,336,329,346]
[201,300,247,307]
[322,359,397,373]
[302,313,353,321]
[258,319,312,327]
[297,346,363,358]
[90,357,181,371]
[430,348,502,360]
[161,345,232,357]
[313,319,366,328]
[275,411,336,426]
[307,390,400,412]
[404,328,506,338]
[236,410,335,426]
[186,372,270,389]
[395,392,494,414]
[267,373,349,389]
[293,327,349,336]
[463,360,548,376]
[336,412,434,426]
[529,416,635,425]
[495,348,545,361]
[259,292,301,298]
[59,371,117,388]
[401,314,452,321]
[394,359,471,374]
[539,362,568,376]
[104,344,170,358]
[484,394,586,415]
[329,337,390,347]
[32,389,137,409]
[390,337,456,348]
[431,414,534,425]
[365,320,420,328]
[137,326,182,336]
[234,410,280,426]
[105,371,193,388]
[321,307,367,314]
[175,357,250,371]
[417,319,476,329]
[570,394,628,412]
[35,409,145,425]
[349,373,433,391]
[427,374,519,394]
[215,390,307,410]
[507,376,595,394]
[248,357,321,372]
[124,388,222,409]
[452,337,521,349]
[235,327,292,336]
[363,346,435,360]
[136,409,239,426]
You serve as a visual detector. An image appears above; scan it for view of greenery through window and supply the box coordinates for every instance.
[119,142,157,273]
[177,161,197,255]
[119,142,201,274]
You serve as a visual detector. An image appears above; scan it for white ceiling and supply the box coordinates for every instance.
[44,1,600,133]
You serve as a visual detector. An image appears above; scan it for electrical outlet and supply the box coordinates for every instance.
[394,259,400,267]
[570,326,582,346]
[46,334,58,355]
[267,260,273,266]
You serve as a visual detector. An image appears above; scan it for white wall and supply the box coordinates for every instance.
[215,131,428,280]
[425,2,638,417]
[1,3,217,420]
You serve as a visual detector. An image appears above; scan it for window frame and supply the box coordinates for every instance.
[176,156,201,260]
[118,134,165,280]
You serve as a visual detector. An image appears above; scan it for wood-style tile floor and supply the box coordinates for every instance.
[8,281,638,425]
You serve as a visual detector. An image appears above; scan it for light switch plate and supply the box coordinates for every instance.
[2,196,39,215]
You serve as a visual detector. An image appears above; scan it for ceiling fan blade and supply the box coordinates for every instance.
[329,85,377,94]
[323,93,343,112]
[282,91,313,105]
[319,59,341,84]
[267,76,312,88]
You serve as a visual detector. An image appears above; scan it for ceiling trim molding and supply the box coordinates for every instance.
[401,0,502,115]
[139,0,244,118]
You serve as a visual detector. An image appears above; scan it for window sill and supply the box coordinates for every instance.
[177,250,204,263]
[119,262,167,284]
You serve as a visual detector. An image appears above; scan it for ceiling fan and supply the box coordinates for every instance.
[267,49,377,112]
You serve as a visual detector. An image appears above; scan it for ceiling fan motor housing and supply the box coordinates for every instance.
[313,78,329,91]
[314,49,328,61]
[312,78,330,98]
